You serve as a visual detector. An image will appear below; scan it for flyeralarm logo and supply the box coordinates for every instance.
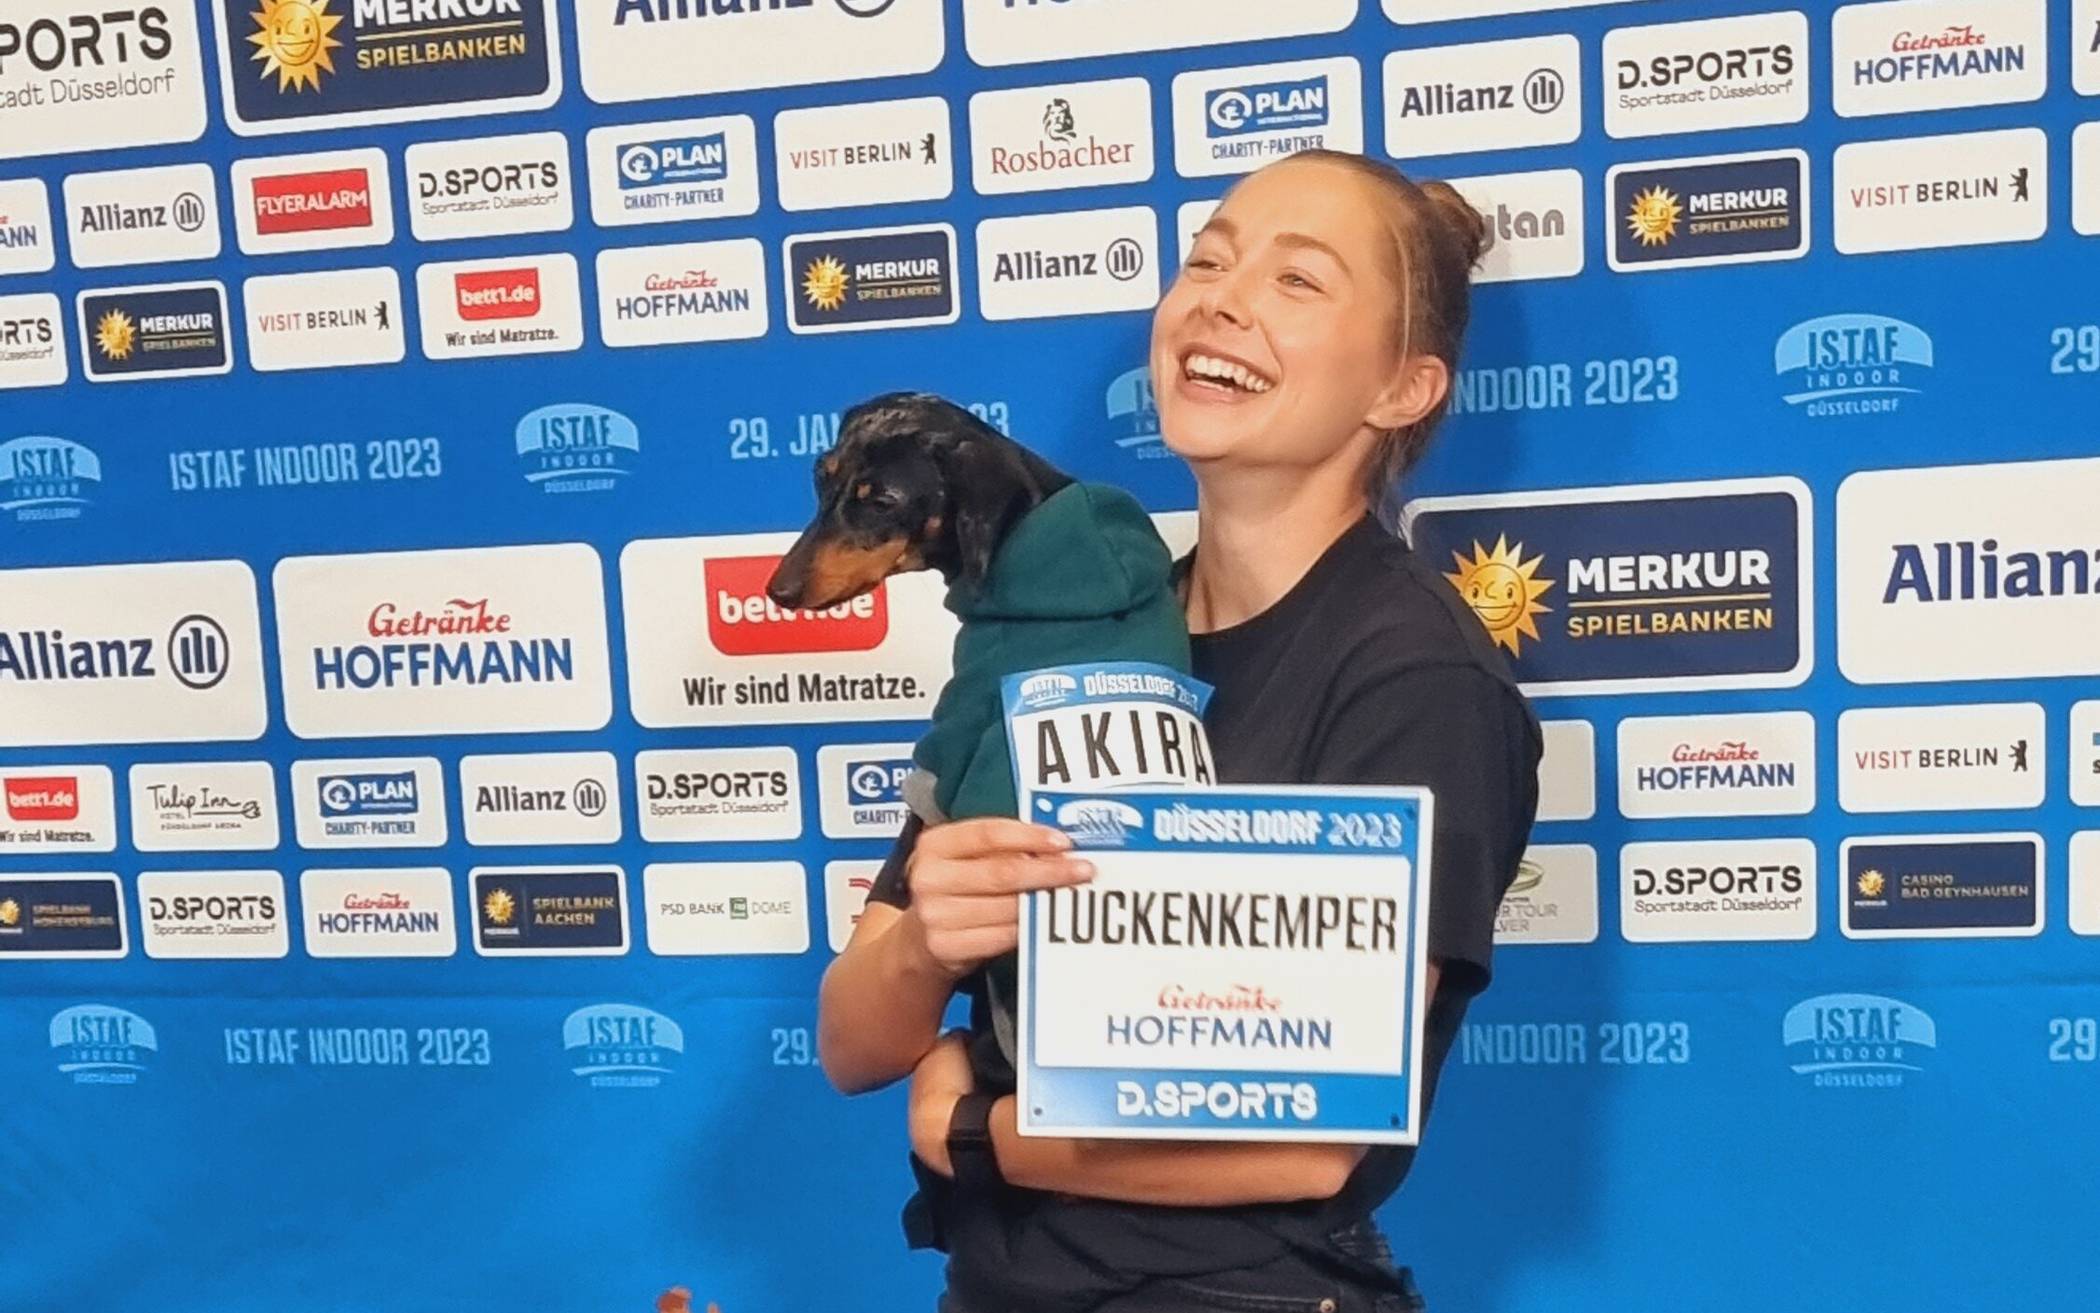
[704,556,888,657]
[231,148,392,256]
[257,170,369,234]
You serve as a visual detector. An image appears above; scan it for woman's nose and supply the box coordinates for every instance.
[1198,268,1253,328]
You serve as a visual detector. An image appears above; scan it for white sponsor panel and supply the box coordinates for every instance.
[1832,0,2047,117]
[0,764,115,852]
[1384,35,1581,158]
[461,751,621,847]
[621,532,956,728]
[0,559,265,747]
[1621,838,1817,943]
[1837,457,2100,684]
[128,760,279,852]
[1536,720,1596,822]
[977,206,1160,322]
[1617,711,1816,819]
[229,148,393,257]
[292,756,446,850]
[2080,0,2100,96]
[62,163,219,269]
[1496,844,1599,945]
[1172,57,1364,179]
[774,96,952,211]
[0,0,209,162]
[816,742,915,840]
[643,862,810,956]
[635,747,802,844]
[578,0,943,102]
[1174,199,1221,263]
[2074,701,2100,807]
[274,543,612,738]
[0,178,55,273]
[2078,123,2100,237]
[584,114,760,228]
[1389,0,1655,21]
[415,253,584,361]
[825,859,882,952]
[596,239,769,348]
[243,267,405,373]
[969,78,1154,195]
[300,867,457,959]
[0,292,67,390]
[965,0,1354,65]
[1449,169,1585,283]
[1603,11,1809,139]
[2072,832,2100,936]
[1839,703,2046,813]
[1834,127,2047,254]
[137,870,287,960]
[405,132,573,242]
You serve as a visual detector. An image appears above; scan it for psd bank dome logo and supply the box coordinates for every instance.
[1444,535,1555,656]
[247,0,345,92]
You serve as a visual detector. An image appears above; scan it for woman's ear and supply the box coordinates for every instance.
[1365,355,1450,434]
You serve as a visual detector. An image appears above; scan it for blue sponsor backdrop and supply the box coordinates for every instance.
[3,2,2098,1312]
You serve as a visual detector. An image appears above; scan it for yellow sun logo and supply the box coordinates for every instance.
[1857,869,1886,899]
[248,0,343,93]
[1626,185,1682,247]
[482,888,516,926]
[0,898,19,928]
[1446,535,1555,657]
[802,255,849,312]
[94,310,136,361]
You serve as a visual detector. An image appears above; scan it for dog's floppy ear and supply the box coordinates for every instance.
[936,431,1039,589]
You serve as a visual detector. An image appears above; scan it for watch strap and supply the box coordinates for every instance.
[945,1092,1003,1192]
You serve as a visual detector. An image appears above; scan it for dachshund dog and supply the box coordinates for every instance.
[766,392,1072,612]
[769,391,1193,1072]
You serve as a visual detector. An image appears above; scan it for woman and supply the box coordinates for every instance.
[818,149,1543,1313]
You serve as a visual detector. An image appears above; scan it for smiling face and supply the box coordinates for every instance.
[1461,560,1526,627]
[1151,156,1438,497]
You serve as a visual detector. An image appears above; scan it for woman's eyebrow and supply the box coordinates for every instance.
[1274,231,1353,278]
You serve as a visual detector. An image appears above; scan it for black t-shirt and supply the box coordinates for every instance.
[865,516,1542,1310]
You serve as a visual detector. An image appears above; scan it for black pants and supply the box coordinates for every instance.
[934,1222,1428,1313]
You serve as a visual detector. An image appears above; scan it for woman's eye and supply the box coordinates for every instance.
[1280,271,1320,291]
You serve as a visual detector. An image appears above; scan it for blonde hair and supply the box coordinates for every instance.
[1265,150,1487,502]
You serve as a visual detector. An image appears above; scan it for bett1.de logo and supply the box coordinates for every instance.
[704,556,888,656]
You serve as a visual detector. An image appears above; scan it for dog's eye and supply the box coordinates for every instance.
[863,487,904,511]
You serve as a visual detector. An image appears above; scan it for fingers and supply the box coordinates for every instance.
[916,816,1072,860]
[914,851,1094,897]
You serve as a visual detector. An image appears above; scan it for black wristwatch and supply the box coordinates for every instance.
[945,1092,1004,1191]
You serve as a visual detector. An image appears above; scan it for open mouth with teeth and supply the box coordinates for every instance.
[1183,351,1276,395]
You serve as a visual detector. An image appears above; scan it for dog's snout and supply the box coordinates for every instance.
[765,565,807,609]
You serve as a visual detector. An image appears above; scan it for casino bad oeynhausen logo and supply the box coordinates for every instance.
[1403,476,1811,696]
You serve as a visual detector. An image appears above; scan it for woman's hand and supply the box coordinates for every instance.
[906,818,1094,978]
[908,1030,978,1176]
